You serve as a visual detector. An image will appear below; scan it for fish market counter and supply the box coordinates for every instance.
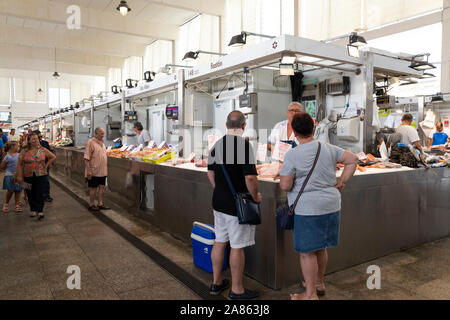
[154,163,450,289]
[52,147,450,289]
[52,147,155,210]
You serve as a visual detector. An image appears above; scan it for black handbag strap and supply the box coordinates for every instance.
[220,165,237,197]
[289,142,321,214]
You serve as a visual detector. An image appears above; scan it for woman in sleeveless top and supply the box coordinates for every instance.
[16,132,56,220]
[279,113,358,300]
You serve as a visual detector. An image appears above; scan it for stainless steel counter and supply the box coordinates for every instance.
[52,147,450,289]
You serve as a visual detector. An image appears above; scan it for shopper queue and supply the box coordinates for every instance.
[207,105,359,301]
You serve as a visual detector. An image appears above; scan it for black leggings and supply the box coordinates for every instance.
[24,175,47,213]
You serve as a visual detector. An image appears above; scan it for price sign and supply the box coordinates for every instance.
[158,141,168,149]
[120,144,128,152]
[145,141,157,149]
[356,152,366,161]
[130,144,143,154]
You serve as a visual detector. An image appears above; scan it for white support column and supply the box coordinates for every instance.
[363,51,374,153]
[177,69,186,157]
[293,0,299,36]
[442,0,450,92]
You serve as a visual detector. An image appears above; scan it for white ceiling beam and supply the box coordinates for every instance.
[142,0,225,17]
[0,57,108,77]
[0,42,124,69]
[0,23,147,58]
[329,10,442,46]
[0,0,178,40]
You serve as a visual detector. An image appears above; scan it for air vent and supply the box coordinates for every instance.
[326,75,350,96]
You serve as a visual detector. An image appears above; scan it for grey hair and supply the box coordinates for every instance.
[401,113,413,123]
[288,101,304,110]
[226,111,246,129]
[94,127,103,135]
[388,132,402,146]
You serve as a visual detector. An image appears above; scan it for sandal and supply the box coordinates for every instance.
[97,205,111,210]
[15,205,23,213]
[38,213,45,220]
[2,204,9,213]
[301,281,326,296]
[88,206,100,212]
[30,212,37,218]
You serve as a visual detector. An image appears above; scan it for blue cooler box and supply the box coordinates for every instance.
[191,222,228,273]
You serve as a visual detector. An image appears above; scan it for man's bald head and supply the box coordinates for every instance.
[436,122,443,131]
[226,111,246,130]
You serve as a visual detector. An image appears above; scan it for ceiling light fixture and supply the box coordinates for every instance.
[281,53,297,64]
[346,32,366,58]
[419,73,436,79]
[144,71,156,82]
[409,54,436,71]
[349,32,367,47]
[53,47,60,78]
[111,86,119,94]
[228,31,276,47]
[279,64,295,76]
[431,93,444,102]
[37,72,44,94]
[125,79,138,89]
[182,50,226,62]
[398,79,418,86]
[117,1,131,16]
[347,45,360,58]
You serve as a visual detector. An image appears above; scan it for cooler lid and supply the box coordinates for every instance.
[192,223,215,240]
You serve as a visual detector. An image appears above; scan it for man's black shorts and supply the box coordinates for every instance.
[86,176,106,188]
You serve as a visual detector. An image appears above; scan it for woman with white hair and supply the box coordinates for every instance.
[268,102,304,161]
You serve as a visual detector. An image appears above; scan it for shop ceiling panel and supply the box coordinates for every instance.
[40,21,58,31]
[23,19,41,29]
[49,0,91,7]
[86,28,154,45]
[86,0,112,10]
[136,3,196,24]
[0,15,6,25]
[54,24,69,34]
[6,16,24,27]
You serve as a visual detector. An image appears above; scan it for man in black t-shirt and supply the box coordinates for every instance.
[207,111,261,300]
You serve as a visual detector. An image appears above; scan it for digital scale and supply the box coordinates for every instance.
[124,111,137,122]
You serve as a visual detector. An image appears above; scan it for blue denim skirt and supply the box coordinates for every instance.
[293,211,340,253]
[3,175,23,191]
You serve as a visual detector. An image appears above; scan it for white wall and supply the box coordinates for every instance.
[0,68,106,130]
[9,102,50,130]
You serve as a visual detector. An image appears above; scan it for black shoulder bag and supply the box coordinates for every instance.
[220,165,261,225]
[276,142,321,230]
